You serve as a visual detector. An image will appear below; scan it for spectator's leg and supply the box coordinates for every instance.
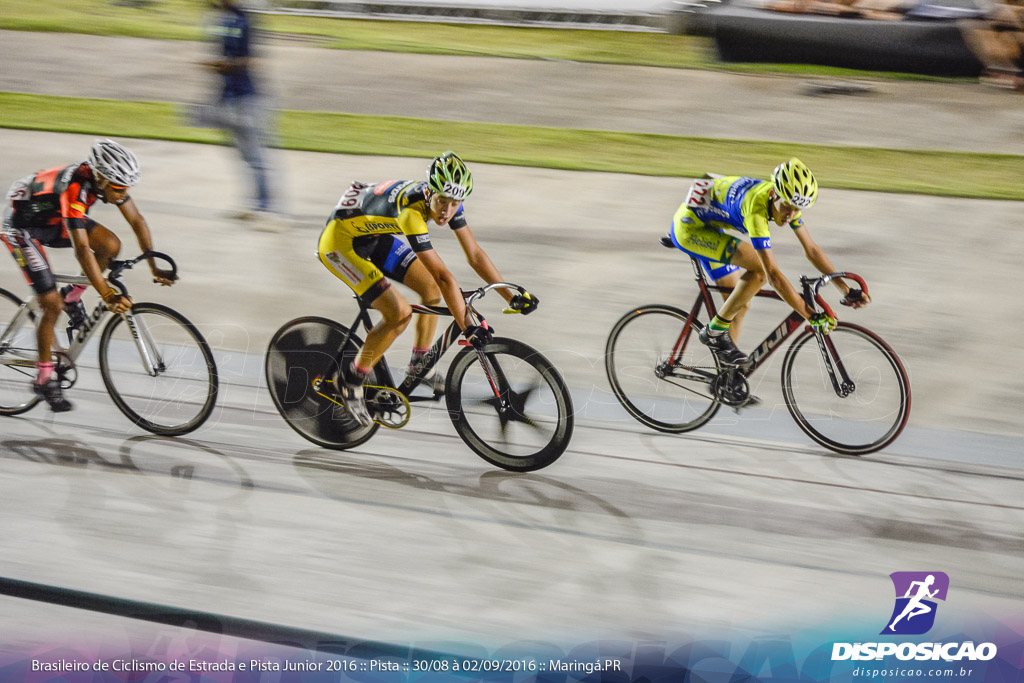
[224,97,272,213]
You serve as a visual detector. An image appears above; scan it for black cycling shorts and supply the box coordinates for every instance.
[352,234,419,283]
[2,211,98,295]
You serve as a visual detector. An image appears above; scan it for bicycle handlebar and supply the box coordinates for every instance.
[407,282,527,319]
[463,282,527,307]
[801,272,869,320]
[107,251,178,296]
[808,272,868,298]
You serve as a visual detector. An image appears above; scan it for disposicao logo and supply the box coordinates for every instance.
[831,572,997,662]
[882,571,948,635]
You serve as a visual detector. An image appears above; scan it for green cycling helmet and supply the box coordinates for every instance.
[426,151,473,201]
[772,157,818,209]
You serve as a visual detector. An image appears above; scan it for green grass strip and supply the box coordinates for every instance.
[2,92,1020,200]
[0,0,965,80]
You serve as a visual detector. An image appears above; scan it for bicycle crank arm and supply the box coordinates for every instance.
[406,394,443,404]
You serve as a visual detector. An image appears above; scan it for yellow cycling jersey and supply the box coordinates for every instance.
[327,179,467,253]
[673,175,803,250]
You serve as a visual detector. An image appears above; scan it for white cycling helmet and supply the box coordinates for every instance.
[88,139,141,187]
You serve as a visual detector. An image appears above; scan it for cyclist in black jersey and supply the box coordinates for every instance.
[317,152,538,426]
[2,139,176,412]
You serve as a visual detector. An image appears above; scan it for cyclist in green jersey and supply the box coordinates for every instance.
[669,158,870,366]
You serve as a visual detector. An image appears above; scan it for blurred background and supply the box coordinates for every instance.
[0,0,1022,669]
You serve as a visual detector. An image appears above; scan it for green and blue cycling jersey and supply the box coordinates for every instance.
[669,175,804,278]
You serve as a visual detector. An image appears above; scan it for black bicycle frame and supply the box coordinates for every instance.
[336,300,465,400]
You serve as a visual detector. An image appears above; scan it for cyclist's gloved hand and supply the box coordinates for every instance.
[841,288,870,308]
[808,312,837,335]
[503,292,540,315]
[462,323,493,349]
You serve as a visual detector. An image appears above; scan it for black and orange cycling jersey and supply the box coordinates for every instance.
[318,179,467,303]
[2,163,106,294]
[4,163,106,241]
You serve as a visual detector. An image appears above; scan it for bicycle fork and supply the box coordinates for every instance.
[124,312,166,377]
[475,347,504,398]
[814,333,855,398]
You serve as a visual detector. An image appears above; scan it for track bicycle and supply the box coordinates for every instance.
[0,251,219,435]
[604,237,911,455]
[265,282,574,471]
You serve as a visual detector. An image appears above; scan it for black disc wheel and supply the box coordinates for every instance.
[265,316,380,450]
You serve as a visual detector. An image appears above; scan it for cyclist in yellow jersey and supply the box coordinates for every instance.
[668,158,870,366]
[318,152,538,426]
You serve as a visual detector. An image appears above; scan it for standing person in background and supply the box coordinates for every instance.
[204,0,285,231]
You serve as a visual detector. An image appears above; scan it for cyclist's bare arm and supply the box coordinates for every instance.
[792,225,866,307]
[755,248,816,319]
[68,227,128,312]
[453,225,513,304]
[415,248,472,329]
[119,198,175,286]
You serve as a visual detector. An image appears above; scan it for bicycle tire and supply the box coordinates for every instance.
[446,337,574,472]
[98,302,219,436]
[605,304,721,433]
[781,321,910,455]
[0,287,42,416]
[265,316,380,450]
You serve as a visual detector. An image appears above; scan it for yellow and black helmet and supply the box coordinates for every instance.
[772,157,817,209]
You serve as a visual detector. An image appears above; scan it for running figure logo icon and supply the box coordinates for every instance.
[881,572,950,635]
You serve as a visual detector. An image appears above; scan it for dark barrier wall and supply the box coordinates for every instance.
[712,7,984,76]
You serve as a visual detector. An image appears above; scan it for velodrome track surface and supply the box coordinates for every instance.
[1,130,1022,650]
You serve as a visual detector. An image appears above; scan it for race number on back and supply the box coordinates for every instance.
[684,178,714,209]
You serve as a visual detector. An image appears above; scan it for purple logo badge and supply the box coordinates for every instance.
[881,572,949,635]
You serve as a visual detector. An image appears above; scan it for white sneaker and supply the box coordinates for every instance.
[340,379,373,428]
